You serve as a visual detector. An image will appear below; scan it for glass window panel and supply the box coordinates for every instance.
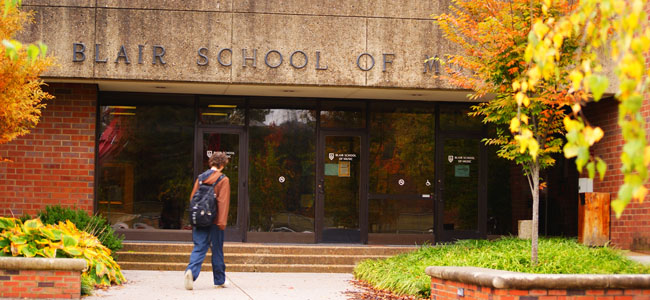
[200,133,239,227]
[323,135,361,240]
[97,102,194,230]
[442,138,480,231]
[199,96,245,126]
[487,144,512,235]
[439,104,482,132]
[369,198,433,233]
[248,109,316,232]
[369,108,436,195]
[320,101,365,128]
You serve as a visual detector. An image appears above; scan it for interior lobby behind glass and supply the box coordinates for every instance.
[97,96,194,230]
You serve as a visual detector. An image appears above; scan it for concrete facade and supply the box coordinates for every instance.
[19,1,456,90]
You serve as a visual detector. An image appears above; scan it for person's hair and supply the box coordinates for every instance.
[209,152,229,168]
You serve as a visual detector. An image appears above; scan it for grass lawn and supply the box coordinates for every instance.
[353,237,650,298]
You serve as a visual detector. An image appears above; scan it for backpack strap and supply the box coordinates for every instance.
[211,174,225,187]
[197,170,215,185]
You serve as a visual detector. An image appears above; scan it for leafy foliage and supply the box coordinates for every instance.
[38,205,123,257]
[0,217,126,288]
[0,0,53,162]
[522,0,650,217]
[354,237,650,298]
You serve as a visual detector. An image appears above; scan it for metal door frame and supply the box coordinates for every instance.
[195,127,248,242]
[434,132,487,242]
[316,130,368,243]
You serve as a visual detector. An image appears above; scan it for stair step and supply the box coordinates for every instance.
[116,252,389,265]
[119,262,354,273]
[120,242,417,256]
[117,242,413,273]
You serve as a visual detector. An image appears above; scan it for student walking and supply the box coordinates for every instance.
[184,152,231,290]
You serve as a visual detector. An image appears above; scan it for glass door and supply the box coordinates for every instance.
[317,132,367,243]
[195,128,246,242]
[435,136,486,242]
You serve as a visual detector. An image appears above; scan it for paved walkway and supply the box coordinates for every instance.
[86,271,359,300]
[86,253,649,300]
[627,252,650,265]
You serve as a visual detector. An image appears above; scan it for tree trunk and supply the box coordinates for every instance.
[530,163,540,265]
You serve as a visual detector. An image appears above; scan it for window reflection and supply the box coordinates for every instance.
[369,107,435,234]
[442,138,479,230]
[320,101,365,128]
[248,109,316,232]
[199,97,245,126]
[370,109,436,195]
[439,104,483,132]
[369,199,433,233]
[97,103,194,230]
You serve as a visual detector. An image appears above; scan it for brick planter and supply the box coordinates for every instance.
[426,266,650,300]
[0,257,86,299]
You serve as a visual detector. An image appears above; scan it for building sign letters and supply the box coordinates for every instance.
[72,43,449,74]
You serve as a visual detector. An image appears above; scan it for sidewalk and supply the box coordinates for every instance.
[86,253,650,300]
[627,251,650,265]
[86,271,359,300]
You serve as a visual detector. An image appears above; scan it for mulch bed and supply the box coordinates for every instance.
[345,280,428,300]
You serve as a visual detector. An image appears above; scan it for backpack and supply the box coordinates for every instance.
[188,170,225,227]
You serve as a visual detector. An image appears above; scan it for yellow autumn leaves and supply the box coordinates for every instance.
[518,0,650,217]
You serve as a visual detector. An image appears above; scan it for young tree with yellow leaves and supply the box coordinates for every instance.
[436,0,578,264]
[521,0,649,218]
[1,0,53,162]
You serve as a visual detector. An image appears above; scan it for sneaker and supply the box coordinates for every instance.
[215,278,231,288]
[184,270,193,290]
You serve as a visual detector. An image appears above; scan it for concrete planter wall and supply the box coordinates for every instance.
[0,257,87,299]
[426,266,650,300]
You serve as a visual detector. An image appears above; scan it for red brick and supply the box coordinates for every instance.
[0,83,96,218]
[509,289,530,296]
[531,289,548,295]
[495,289,510,295]
[624,290,643,295]
[549,290,567,295]
[607,290,625,296]
[588,290,606,295]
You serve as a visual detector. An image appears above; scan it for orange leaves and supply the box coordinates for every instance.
[0,1,53,161]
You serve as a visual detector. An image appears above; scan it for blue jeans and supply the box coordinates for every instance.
[185,224,226,285]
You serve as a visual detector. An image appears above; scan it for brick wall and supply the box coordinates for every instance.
[0,83,97,217]
[430,277,650,300]
[0,269,81,299]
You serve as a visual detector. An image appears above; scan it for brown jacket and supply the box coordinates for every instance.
[189,171,231,230]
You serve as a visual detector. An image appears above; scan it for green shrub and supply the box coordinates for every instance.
[0,217,126,288]
[19,213,32,223]
[38,206,123,257]
[354,237,650,298]
[80,272,95,296]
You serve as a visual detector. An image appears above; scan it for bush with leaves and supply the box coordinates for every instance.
[37,206,123,257]
[0,217,126,288]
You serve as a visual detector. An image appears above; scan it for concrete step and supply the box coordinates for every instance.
[119,262,354,273]
[116,252,389,265]
[120,242,417,256]
[116,242,415,273]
